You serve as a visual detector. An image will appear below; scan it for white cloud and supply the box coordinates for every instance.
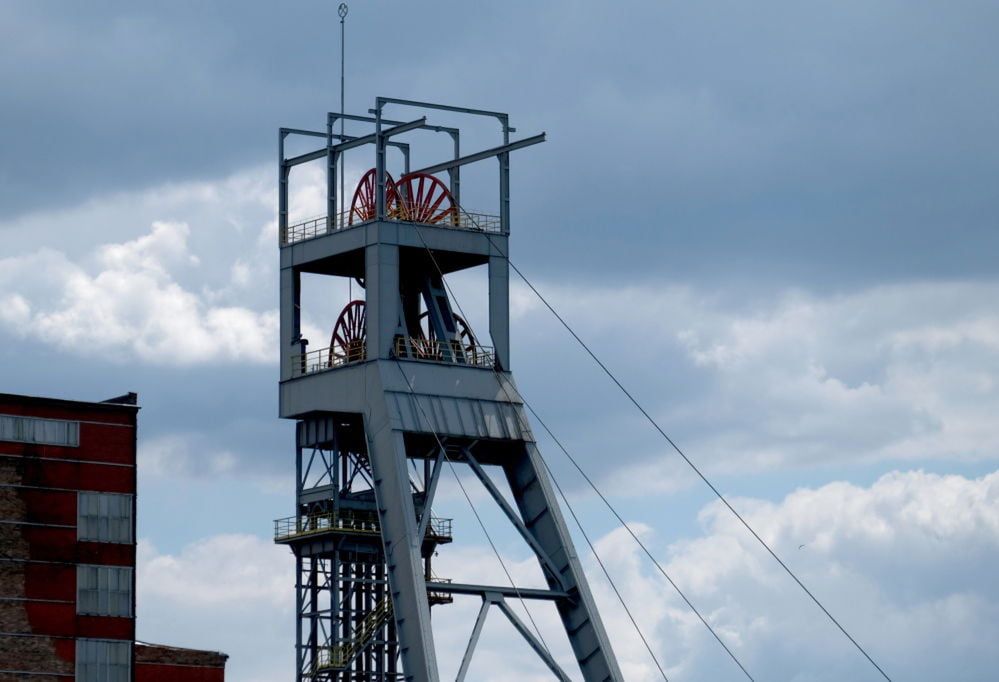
[586,469,999,681]
[507,280,999,490]
[137,534,293,682]
[671,283,999,467]
[132,470,999,681]
[140,433,241,478]
[0,218,278,365]
[0,162,375,366]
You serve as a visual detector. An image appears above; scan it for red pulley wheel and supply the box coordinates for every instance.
[329,300,367,366]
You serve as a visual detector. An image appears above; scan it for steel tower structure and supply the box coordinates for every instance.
[275,97,623,682]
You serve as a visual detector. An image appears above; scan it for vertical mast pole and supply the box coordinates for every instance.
[338,3,348,229]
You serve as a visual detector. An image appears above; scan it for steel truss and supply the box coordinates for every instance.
[277,97,623,682]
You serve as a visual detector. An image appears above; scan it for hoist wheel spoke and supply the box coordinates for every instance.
[394,172,456,225]
[349,169,397,225]
[329,300,367,365]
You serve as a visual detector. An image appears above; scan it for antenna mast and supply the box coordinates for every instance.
[338,2,348,229]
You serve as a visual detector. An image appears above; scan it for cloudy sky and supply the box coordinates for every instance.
[3,1,999,680]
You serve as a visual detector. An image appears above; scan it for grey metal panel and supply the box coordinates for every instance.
[426,582,567,601]
[281,361,533,421]
[279,268,298,383]
[280,219,507,270]
[298,415,338,447]
[367,243,400,360]
[278,98,620,682]
[386,392,527,440]
[367,427,440,681]
[488,254,511,370]
[380,361,519,403]
[278,361,374,418]
[506,443,624,682]
[282,225,367,267]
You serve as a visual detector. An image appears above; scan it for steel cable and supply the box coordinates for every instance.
[409,223,732,681]
[478,233,892,682]
[390,360,558,663]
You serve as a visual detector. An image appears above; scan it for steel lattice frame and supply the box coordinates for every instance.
[277,97,623,682]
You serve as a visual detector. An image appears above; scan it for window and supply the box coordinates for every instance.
[77,565,132,617]
[78,492,133,544]
[76,639,131,682]
[0,413,79,446]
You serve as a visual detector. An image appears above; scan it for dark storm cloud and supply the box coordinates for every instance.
[2,0,998,286]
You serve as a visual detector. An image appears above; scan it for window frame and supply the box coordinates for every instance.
[0,413,80,447]
[76,564,134,618]
[77,492,134,544]
[75,638,131,682]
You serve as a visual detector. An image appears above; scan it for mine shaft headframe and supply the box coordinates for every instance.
[278,96,546,240]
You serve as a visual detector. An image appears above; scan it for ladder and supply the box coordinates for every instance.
[313,597,394,674]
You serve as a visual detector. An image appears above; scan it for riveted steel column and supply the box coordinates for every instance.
[488,252,510,370]
[506,441,624,682]
[367,425,439,682]
[365,243,399,360]
[279,267,301,382]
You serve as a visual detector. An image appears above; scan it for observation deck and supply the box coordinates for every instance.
[274,511,453,547]
[281,207,502,247]
[289,337,495,379]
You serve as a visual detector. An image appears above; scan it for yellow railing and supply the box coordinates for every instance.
[274,511,380,542]
[427,575,454,605]
[281,207,503,246]
[290,344,365,378]
[313,598,394,673]
[388,208,502,234]
[275,512,452,543]
[394,337,495,368]
[427,517,452,540]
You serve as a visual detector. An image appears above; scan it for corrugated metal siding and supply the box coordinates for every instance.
[386,393,528,440]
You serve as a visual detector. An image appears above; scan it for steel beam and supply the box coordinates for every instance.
[416,447,445,541]
[505,441,624,681]
[374,96,515,133]
[455,599,491,682]
[284,118,425,168]
[464,449,567,591]
[412,134,546,176]
[495,598,572,682]
[367,427,440,682]
[424,582,567,601]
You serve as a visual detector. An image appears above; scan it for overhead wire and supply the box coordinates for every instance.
[476,231,893,682]
[389,360,557,662]
[410,222,725,681]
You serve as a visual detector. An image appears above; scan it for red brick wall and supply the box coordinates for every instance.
[0,395,138,677]
[136,662,226,682]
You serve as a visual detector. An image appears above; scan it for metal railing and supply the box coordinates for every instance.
[282,214,334,245]
[290,344,365,378]
[275,512,451,543]
[291,337,494,377]
[273,511,380,542]
[313,598,394,673]
[281,207,502,246]
[397,208,501,234]
[394,336,495,368]
[426,576,454,606]
[427,517,452,540]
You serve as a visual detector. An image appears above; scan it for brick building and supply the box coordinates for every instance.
[0,392,227,681]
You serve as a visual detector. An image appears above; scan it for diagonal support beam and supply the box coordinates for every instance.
[283,117,427,167]
[456,598,492,682]
[412,134,545,176]
[464,449,567,591]
[495,598,572,682]
[416,446,445,540]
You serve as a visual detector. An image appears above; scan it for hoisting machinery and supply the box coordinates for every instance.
[275,97,623,682]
